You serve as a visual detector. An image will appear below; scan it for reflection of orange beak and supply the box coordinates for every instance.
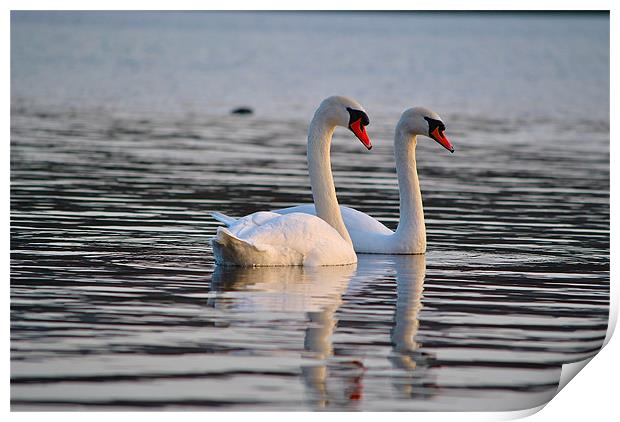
[430,127,454,153]
[349,118,372,150]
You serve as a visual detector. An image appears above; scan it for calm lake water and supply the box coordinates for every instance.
[11,11,609,411]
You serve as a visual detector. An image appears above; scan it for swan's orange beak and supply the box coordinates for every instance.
[430,127,454,153]
[349,118,372,150]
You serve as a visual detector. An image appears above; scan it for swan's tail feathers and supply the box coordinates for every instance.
[211,227,266,266]
[211,211,237,226]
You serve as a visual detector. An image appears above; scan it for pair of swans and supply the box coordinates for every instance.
[211,96,454,266]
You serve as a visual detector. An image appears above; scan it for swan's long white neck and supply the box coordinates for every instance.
[307,113,352,245]
[393,129,426,253]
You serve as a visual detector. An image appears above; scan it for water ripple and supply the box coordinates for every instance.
[10,104,608,410]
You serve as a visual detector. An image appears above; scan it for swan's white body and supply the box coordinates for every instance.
[273,204,412,253]
[277,107,452,254]
[211,96,371,266]
[211,211,356,267]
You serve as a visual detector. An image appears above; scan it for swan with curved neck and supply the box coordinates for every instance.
[274,107,454,254]
[211,96,372,266]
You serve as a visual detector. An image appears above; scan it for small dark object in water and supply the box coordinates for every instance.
[231,107,253,115]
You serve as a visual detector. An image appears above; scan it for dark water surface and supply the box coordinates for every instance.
[11,10,609,410]
[10,105,609,410]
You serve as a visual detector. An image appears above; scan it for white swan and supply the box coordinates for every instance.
[211,96,372,266]
[274,107,454,254]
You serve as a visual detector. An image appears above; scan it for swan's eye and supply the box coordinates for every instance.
[424,116,445,136]
[346,107,370,127]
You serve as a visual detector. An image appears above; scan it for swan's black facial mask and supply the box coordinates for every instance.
[346,107,372,150]
[424,116,454,153]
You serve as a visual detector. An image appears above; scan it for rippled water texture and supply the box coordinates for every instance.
[11,12,609,411]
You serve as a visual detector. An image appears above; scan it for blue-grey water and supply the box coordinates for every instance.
[11,11,609,411]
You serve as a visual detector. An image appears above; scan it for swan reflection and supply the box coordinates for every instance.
[387,255,432,398]
[209,264,354,314]
[209,263,359,408]
[208,255,430,407]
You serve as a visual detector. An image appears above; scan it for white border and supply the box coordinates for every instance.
[4,2,616,421]
[1,1,617,11]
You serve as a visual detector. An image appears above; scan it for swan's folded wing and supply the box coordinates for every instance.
[275,204,318,216]
[211,227,270,266]
[227,211,282,238]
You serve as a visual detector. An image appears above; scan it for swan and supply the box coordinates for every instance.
[274,107,454,254]
[211,96,372,266]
